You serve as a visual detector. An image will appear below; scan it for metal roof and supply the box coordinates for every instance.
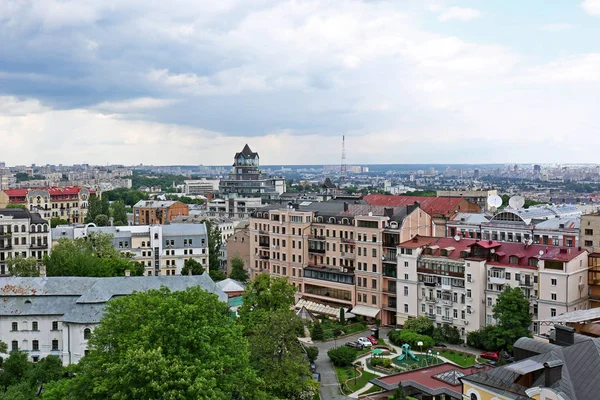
[536,308,600,324]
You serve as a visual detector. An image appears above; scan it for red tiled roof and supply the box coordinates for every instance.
[363,194,468,216]
[399,237,586,267]
[4,189,27,196]
[4,187,91,196]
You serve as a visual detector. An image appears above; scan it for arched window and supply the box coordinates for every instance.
[84,328,91,340]
[141,241,145,247]
[21,225,26,232]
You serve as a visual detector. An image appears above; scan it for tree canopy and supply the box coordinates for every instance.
[181,258,205,276]
[403,315,434,337]
[0,352,65,399]
[43,232,143,277]
[7,256,40,277]
[229,257,248,282]
[109,200,128,226]
[205,220,223,272]
[43,287,265,400]
[492,286,532,350]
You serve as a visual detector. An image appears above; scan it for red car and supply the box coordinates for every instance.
[480,351,499,361]
[367,336,378,345]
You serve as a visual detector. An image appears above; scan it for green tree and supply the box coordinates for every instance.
[6,204,27,210]
[492,286,532,351]
[311,321,325,341]
[204,220,223,272]
[327,346,357,367]
[85,195,103,223]
[93,214,110,227]
[43,287,265,400]
[110,200,127,226]
[0,381,36,400]
[209,269,227,282]
[0,351,29,389]
[50,218,68,228]
[7,256,40,277]
[403,315,435,336]
[229,257,248,282]
[181,258,205,275]
[102,188,148,207]
[238,274,296,320]
[340,308,346,325]
[305,347,319,362]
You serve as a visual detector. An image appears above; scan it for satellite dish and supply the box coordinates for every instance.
[538,250,544,256]
[527,239,533,246]
[454,235,461,242]
[509,195,525,210]
[490,248,495,254]
[487,195,503,208]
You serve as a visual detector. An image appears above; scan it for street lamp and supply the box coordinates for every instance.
[417,341,423,367]
[427,350,432,366]
[436,351,440,365]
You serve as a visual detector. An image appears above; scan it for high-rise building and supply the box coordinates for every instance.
[219,144,285,200]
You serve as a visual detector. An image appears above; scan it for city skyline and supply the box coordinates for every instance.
[1,1,600,165]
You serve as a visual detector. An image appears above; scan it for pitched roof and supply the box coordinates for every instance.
[234,144,259,159]
[4,187,90,197]
[364,194,471,216]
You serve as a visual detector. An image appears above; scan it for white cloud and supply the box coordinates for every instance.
[93,98,180,112]
[582,0,600,15]
[539,23,571,31]
[522,54,600,83]
[428,5,481,21]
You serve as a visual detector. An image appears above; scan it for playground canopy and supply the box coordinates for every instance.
[372,349,383,356]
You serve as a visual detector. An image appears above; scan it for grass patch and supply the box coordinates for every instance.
[437,350,476,367]
[362,385,383,395]
[334,366,379,395]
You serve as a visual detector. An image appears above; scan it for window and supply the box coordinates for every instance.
[551,308,557,317]
[585,240,593,247]
[551,293,557,300]
[52,321,59,330]
[505,272,511,280]
[32,321,38,331]
[52,340,59,351]
[84,328,91,340]
[467,274,472,283]
[509,256,519,264]
[372,264,377,273]
[404,286,408,296]
[461,310,466,319]
[466,289,472,298]
[421,304,426,313]
[11,322,17,331]
[404,304,408,313]
[404,261,408,267]
[372,248,377,257]
[551,278,557,286]
[32,340,39,351]
[404,273,409,280]
[585,229,594,235]
[372,295,377,305]
[453,309,458,318]
[436,306,442,315]
[11,341,18,351]
[372,279,377,289]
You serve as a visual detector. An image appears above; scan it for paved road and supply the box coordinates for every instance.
[312,328,392,400]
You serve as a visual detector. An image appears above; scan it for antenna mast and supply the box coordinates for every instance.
[340,135,347,183]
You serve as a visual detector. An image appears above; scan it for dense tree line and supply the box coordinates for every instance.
[132,172,186,191]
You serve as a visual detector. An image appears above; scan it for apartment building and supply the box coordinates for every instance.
[226,228,250,276]
[0,187,94,224]
[0,275,227,365]
[436,189,497,212]
[249,201,433,326]
[52,223,209,276]
[132,200,189,225]
[580,213,600,308]
[363,194,481,236]
[0,209,51,276]
[448,205,581,247]
[206,197,263,219]
[397,237,587,338]
[184,179,219,195]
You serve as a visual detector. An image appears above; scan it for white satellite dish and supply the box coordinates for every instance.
[454,235,461,242]
[538,250,544,256]
[527,239,533,246]
[509,195,525,210]
[487,195,503,208]
[490,248,495,254]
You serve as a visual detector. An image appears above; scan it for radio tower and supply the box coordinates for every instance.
[340,135,347,183]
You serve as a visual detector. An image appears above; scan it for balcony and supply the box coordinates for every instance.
[383,268,397,278]
[441,316,453,322]
[340,251,355,260]
[258,230,269,236]
[425,297,438,304]
[308,247,326,254]
[258,241,269,249]
[382,256,397,264]
[489,276,506,285]
[308,235,326,241]
[341,238,355,244]
[30,243,48,249]
[384,303,397,310]
[426,313,437,320]
[384,287,397,295]
[519,280,533,288]
[259,254,269,260]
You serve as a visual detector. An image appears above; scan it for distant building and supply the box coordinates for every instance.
[52,223,209,276]
[0,187,94,224]
[436,190,498,212]
[184,179,219,195]
[133,200,189,225]
[534,164,542,174]
[0,208,50,276]
[226,228,250,276]
[219,144,285,200]
[0,274,226,365]
[206,197,263,219]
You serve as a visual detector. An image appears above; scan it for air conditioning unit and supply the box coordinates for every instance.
[464,321,469,325]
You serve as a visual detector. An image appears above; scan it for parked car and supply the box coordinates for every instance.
[357,337,373,347]
[312,373,321,382]
[367,336,379,345]
[345,341,364,350]
[480,351,499,361]
[310,361,317,373]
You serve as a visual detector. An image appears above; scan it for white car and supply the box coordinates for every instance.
[357,337,373,347]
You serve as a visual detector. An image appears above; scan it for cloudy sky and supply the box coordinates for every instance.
[1,0,600,166]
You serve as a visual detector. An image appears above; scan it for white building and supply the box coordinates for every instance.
[0,275,227,365]
[0,208,51,276]
[52,223,209,276]
[184,179,219,195]
[206,197,263,219]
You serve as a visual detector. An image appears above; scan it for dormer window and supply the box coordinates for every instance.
[509,256,519,265]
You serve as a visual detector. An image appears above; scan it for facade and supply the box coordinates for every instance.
[219,144,285,200]
[448,206,581,248]
[0,209,51,276]
[0,275,227,365]
[0,187,93,224]
[396,237,587,338]
[206,197,263,219]
[580,213,600,308]
[226,228,250,276]
[248,201,433,326]
[52,223,209,276]
[436,189,498,212]
[363,194,481,237]
[184,179,219,195]
[132,200,189,225]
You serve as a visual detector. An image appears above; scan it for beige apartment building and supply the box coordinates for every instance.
[396,237,588,339]
[579,213,600,308]
[249,201,433,326]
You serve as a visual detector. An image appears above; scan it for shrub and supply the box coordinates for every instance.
[388,330,434,350]
[371,358,383,367]
[467,326,503,351]
[433,325,462,345]
[403,316,434,336]
[382,358,392,368]
[311,322,325,341]
[327,346,358,367]
[306,347,319,362]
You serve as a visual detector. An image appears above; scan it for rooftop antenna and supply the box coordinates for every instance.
[340,135,347,184]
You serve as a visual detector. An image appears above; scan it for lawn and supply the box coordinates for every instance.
[334,366,379,394]
[437,350,476,367]
[322,320,368,339]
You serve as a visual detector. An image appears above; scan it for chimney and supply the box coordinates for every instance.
[544,360,563,387]
[39,264,46,278]
[124,269,130,277]
[383,207,393,218]
[343,202,349,212]
[414,201,420,208]
[553,325,575,346]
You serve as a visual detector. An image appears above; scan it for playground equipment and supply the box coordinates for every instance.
[396,344,419,362]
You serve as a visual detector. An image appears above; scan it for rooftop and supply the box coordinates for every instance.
[4,187,91,196]
[364,194,475,216]
[133,200,182,208]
